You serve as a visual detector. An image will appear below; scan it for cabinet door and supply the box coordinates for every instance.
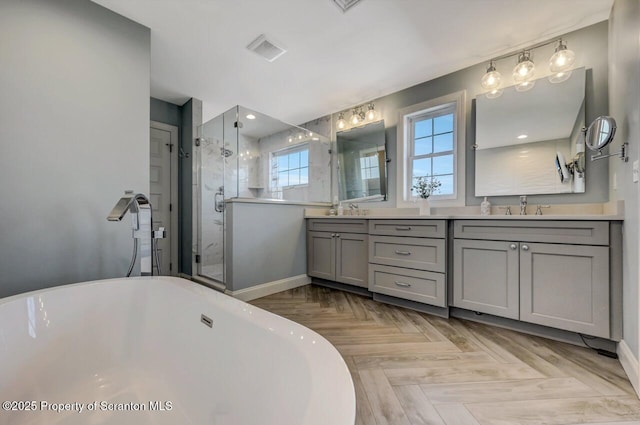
[307,231,335,281]
[335,232,369,287]
[520,243,610,338]
[453,239,520,319]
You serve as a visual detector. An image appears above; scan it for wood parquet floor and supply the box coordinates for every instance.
[250,284,640,425]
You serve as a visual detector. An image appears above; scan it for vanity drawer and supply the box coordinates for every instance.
[369,236,445,272]
[307,219,368,234]
[454,220,609,245]
[369,264,446,307]
[369,220,446,238]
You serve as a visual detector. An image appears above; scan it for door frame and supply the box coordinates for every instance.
[150,120,179,276]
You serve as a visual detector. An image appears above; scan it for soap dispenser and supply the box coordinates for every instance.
[481,197,491,216]
[337,202,344,216]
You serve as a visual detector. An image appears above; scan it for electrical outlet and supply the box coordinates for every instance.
[634,160,639,183]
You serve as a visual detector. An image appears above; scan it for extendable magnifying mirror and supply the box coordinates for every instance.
[584,116,628,162]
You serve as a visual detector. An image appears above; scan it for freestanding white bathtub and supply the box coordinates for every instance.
[0,277,355,425]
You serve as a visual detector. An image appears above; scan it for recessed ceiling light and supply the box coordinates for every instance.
[246,114,256,120]
[517,134,528,139]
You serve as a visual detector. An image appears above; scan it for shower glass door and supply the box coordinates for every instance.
[196,106,239,284]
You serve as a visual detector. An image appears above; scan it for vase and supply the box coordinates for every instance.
[418,198,430,216]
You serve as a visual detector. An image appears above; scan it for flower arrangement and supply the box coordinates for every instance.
[411,176,441,199]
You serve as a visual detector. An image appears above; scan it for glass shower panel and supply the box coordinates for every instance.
[197,106,239,283]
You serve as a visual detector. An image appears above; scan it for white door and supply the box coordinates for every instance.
[150,121,178,275]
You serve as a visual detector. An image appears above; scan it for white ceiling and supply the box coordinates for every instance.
[91,0,612,125]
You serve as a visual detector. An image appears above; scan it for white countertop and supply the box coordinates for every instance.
[304,202,624,221]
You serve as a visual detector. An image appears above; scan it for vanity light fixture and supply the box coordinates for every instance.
[481,38,577,97]
[513,51,535,83]
[365,103,377,121]
[549,39,575,72]
[481,60,502,91]
[336,102,378,130]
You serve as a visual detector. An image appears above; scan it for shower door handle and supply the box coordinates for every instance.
[214,192,224,213]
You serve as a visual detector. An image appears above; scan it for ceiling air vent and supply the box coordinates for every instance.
[333,0,363,13]
[246,35,287,62]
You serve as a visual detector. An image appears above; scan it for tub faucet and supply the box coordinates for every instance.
[108,191,164,276]
[519,196,527,215]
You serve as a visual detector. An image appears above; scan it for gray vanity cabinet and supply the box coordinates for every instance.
[453,239,520,319]
[520,242,609,337]
[453,220,612,338]
[368,219,447,307]
[307,220,368,288]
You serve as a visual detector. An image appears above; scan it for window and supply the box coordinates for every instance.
[270,145,309,198]
[360,152,380,181]
[408,107,455,196]
[397,91,466,206]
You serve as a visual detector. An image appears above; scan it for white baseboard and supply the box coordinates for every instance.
[618,339,640,397]
[226,274,311,302]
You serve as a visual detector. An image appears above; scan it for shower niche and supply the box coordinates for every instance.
[194,105,331,286]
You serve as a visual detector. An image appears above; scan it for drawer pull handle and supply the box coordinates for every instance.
[394,281,412,288]
[395,250,411,256]
[395,226,412,230]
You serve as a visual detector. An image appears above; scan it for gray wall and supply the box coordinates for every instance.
[330,21,610,208]
[151,97,182,129]
[0,0,150,298]
[609,0,640,360]
[226,202,307,291]
[179,98,202,276]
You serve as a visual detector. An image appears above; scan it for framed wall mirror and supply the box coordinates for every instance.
[475,67,586,196]
[337,120,387,202]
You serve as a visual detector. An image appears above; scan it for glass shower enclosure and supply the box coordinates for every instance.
[194,105,331,286]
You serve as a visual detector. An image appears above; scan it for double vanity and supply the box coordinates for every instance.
[306,213,622,342]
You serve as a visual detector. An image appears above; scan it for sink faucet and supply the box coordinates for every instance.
[349,203,359,215]
[519,196,527,215]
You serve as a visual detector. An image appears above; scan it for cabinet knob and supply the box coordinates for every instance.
[521,244,529,251]
[509,243,517,250]
[336,234,340,238]
[331,233,336,238]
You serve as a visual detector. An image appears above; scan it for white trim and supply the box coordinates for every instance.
[397,90,466,208]
[225,274,311,302]
[618,339,640,397]
[150,120,180,277]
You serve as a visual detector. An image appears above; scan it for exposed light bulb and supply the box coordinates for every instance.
[350,109,360,125]
[548,69,572,84]
[485,88,503,99]
[515,79,535,92]
[336,112,346,130]
[481,61,502,91]
[366,103,377,121]
[513,51,535,83]
[288,135,293,143]
[549,40,575,73]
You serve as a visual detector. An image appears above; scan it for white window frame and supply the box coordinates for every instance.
[397,91,466,208]
[270,144,310,197]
